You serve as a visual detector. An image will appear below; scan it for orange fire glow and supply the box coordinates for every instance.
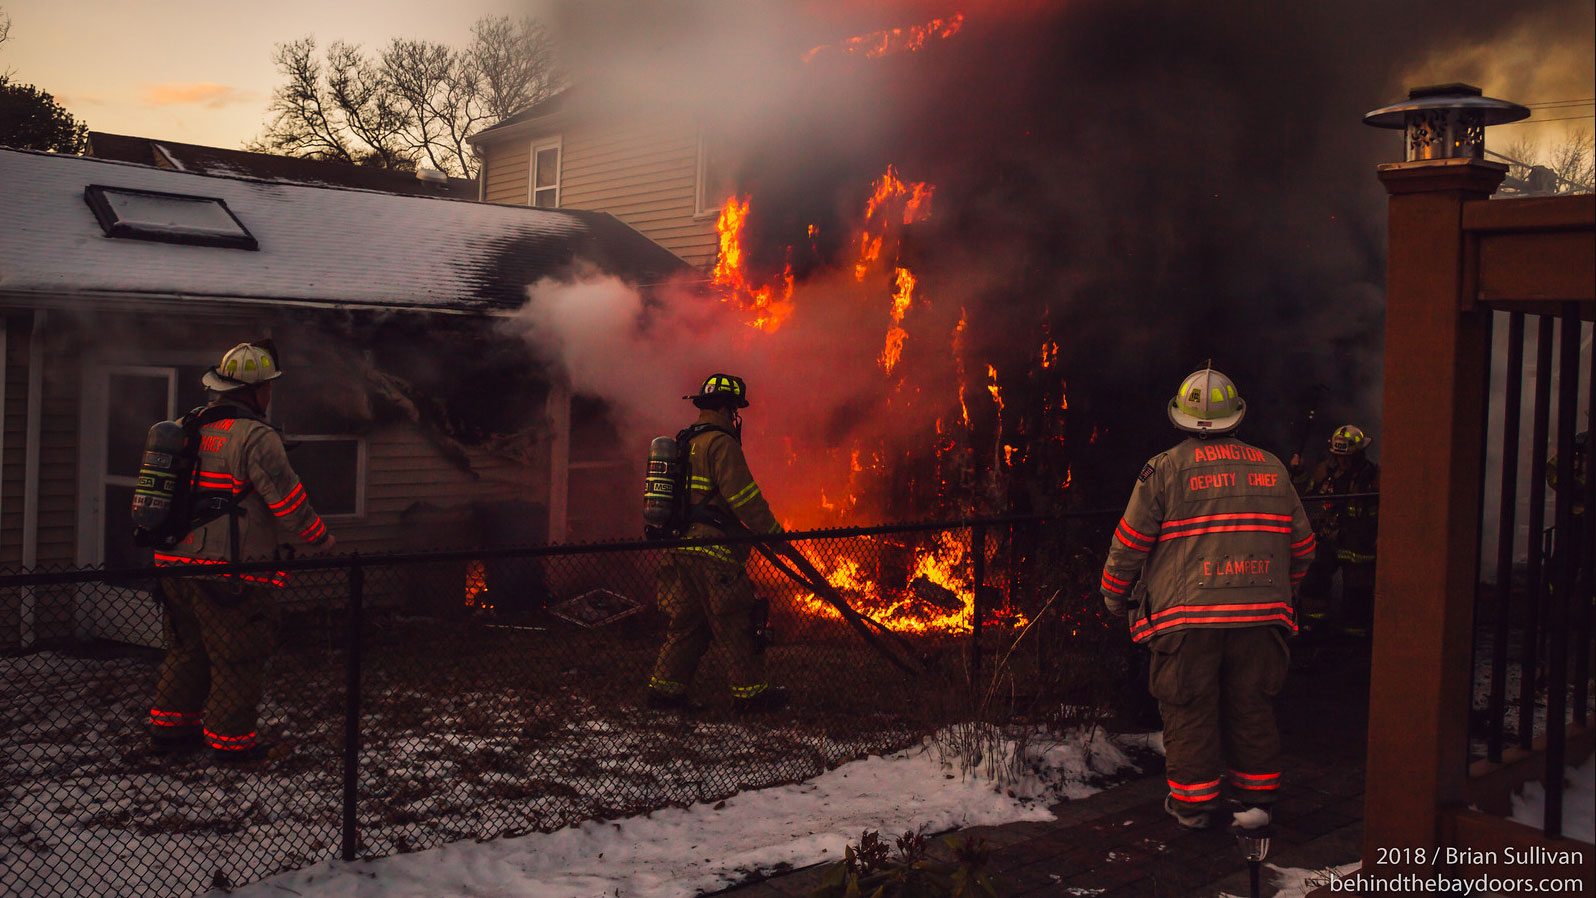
[879,267,918,373]
[802,13,967,64]
[464,560,492,611]
[709,164,1042,635]
[713,196,794,332]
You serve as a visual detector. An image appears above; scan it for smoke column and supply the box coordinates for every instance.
[516,0,1592,524]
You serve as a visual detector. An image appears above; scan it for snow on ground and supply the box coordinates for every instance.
[1508,753,1595,843]
[211,727,1144,898]
[1468,637,1596,761]
[1218,862,1362,898]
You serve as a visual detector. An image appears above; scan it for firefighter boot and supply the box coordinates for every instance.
[210,738,276,764]
[645,689,705,712]
[732,684,790,714]
[146,724,203,756]
[1164,794,1212,830]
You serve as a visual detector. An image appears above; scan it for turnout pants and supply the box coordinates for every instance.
[150,577,280,752]
[1301,552,1375,634]
[649,552,766,697]
[1147,626,1289,812]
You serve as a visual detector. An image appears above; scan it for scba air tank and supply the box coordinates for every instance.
[643,436,681,533]
[131,420,187,535]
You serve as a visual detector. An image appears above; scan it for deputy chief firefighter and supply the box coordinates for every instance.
[1100,365,1315,831]
[1293,425,1380,637]
[148,342,336,762]
[646,374,790,713]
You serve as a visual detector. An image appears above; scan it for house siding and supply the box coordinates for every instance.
[480,117,719,269]
[2,315,27,570]
[0,310,557,649]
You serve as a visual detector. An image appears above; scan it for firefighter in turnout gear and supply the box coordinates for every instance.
[1100,366,1315,831]
[1293,425,1379,637]
[647,374,790,713]
[148,342,336,761]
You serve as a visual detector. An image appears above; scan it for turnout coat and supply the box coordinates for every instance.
[1101,436,1316,643]
[154,401,330,585]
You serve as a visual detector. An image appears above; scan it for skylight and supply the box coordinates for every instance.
[84,185,258,250]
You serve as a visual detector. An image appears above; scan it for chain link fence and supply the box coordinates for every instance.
[5,516,1129,898]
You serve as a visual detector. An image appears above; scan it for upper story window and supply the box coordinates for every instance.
[695,130,735,218]
[531,137,561,208]
[83,185,258,250]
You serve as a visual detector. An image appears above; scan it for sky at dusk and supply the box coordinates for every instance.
[1,0,545,149]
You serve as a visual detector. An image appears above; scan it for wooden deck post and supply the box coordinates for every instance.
[1362,157,1505,883]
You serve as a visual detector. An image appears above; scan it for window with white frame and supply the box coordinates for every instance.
[695,129,735,218]
[531,138,561,208]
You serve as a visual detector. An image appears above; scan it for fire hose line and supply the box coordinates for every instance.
[753,541,932,678]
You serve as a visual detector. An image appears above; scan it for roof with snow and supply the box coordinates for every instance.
[87,131,480,200]
[0,149,690,314]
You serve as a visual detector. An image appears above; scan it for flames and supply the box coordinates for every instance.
[464,560,492,611]
[705,162,1044,634]
[802,13,966,64]
[713,196,793,332]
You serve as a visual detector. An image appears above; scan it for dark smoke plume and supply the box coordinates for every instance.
[530,0,1591,522]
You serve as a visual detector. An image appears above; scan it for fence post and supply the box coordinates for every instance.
[342,555,364,862]
[971,523,986,675]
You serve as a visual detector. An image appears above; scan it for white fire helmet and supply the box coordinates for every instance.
[1329,425,1369,455]
[202,342,284,393]
[1168,366,1245,435]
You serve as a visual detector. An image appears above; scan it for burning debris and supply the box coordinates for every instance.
[802,12,966,64]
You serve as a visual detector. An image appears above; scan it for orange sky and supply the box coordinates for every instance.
[1,0,543,148]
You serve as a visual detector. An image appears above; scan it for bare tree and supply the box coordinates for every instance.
[1546,128,1594,193]
[1495,130,1595,196]
[467,16,562,122]
[2,6,13,79]
[251,16,563,178]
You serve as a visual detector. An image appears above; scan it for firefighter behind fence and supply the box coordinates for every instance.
[147,342,336,761]
[646,374,789,713]
[1291,425,1379,637]
[1100,365,1315,832]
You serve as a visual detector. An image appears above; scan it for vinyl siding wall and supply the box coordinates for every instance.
[0,310,552,649]
[480,117,719,268]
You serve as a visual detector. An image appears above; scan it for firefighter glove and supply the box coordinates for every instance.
[1102,591,1129,619]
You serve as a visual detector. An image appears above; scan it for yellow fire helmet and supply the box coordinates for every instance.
[1168,365,1245,435]
[1329,425,1369,455]
[686,373,750,409]
[202,341,284,392]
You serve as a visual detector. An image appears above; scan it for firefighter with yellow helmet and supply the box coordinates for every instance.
[646,374,789,713]
[1100,365,1315,831]
[148,341,336,761]
[1293,424,1380,637]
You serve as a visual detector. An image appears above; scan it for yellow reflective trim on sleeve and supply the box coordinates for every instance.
[675,544,738,563]
[690,476,715,492]
[728,482,762,508]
